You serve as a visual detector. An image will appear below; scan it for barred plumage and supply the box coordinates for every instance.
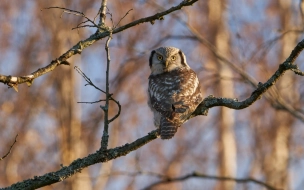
[148,47,203,139]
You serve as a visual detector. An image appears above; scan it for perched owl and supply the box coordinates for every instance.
[148,47,203,139]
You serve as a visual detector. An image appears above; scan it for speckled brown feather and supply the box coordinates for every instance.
[148,67,203,139]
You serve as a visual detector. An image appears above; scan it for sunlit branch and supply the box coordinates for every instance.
[0,0,199,90]
[99,0,108,27]
[45,7,100,30]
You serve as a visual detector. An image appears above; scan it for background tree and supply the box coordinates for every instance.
[1,0,304,190]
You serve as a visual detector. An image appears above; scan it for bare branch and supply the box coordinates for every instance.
[142,172,282,190]
[0,134,18,161]
[100,33,113,150]
[108,97,121,123]
[300,0,304,26]
[114,9,133,29]
[0,130,158,190]
[45,7,100,29]
[99,0,108,27]
[77,99,106,104]
[74,66,106,93]
[192,39,304,118]
[0,0,199,90]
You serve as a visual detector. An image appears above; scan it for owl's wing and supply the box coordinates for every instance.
[149,69,202,124]
[170,69,203,123]
[150,95,174,118]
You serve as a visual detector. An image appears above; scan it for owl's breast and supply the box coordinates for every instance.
[148,72,185,101]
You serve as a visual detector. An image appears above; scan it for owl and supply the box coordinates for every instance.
[148,47,203,139]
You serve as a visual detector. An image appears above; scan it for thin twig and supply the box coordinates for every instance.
[74,66,106,94]
[108,97,121,123]
[114,9,133,29]
[45,7,100,29]
[142,172,281,190]
[77,99,106,104]
[100,32,113,150]
[0,134,18,161]
[107,12,115,28]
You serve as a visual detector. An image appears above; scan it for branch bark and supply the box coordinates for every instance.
[191,39,304,119]
[100,33,112,150]
[0,130,158,190]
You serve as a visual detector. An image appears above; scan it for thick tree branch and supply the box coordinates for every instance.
[0,0,199,90]
[192,39,304,118]
[142,172,282,190]
[1,130,158,190]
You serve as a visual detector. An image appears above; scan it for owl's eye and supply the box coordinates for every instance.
[157,55,163,60]
[171,56,176,61]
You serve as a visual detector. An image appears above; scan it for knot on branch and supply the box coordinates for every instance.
[150,15,165,25]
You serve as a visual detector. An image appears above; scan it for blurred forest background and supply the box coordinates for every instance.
[1,0,304,190]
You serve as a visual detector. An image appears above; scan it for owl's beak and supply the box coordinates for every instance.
[164,59,169,67]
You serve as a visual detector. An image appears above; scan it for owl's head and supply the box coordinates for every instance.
[149,47,189,75]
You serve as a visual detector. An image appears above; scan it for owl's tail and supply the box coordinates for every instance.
[160,117,179,139]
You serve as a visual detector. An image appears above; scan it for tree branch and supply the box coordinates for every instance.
[98,0,108,27]
[192,39,304,118]
[0,0,199,90]
[100,33,112,150]
[142,171,282,190]
[0,130,158,190]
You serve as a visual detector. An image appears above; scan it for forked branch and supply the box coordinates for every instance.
[0,0,199,90]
